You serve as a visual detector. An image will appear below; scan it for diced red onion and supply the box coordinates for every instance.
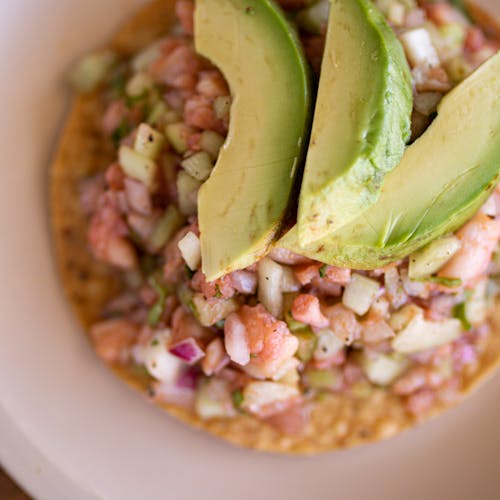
[169,337,205,365]
[230,270,257,295]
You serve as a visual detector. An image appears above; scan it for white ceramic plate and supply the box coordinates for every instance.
[1,1,500,499]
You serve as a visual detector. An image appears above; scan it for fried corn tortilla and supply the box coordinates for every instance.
[50,0,500,454]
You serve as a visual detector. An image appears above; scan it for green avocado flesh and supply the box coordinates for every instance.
[297,0,412,245]
[196,0,310,281]
[281,52,500,269]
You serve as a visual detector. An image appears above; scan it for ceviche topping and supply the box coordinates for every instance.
[72,0,500,435]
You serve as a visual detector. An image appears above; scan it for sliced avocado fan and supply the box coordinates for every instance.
[297,0,412,245]
[195,0,311,281]
[281,51,500,269]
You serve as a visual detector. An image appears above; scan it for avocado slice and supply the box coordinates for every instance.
[297,0,412,245]
[195,0,310,281]
[280,52,500,269]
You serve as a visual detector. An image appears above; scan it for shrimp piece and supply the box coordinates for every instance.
[90,318,139,364]
[191,271,235,299]
[102,100,127,136]
[196,70,229,98]
[324,266,351,285]
[163,224,198,283]
[175,0,194,35]
[184,94,225,132]
[201,337,229,376]
[225,305,298,379]
[88,193,138,269]
[268,247,312,266]
[392,367,428,396]
[171,306,211,343]
[149,43,202,90]
[323,304,361,345]
[291,294,329,328]
[439,212,500,285]
[294,262,321,285]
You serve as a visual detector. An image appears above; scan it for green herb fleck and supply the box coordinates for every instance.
[214,284,222,298]
[125,90,149,109]
[111,119,131,148]
[215,319,225,330]
[319,264,327,278]
[150,338,160,347]
[231,389,244,408]
[453,302,472,331]
[418,276,463,288]
[147,276,168,327]
[185,264,195,279]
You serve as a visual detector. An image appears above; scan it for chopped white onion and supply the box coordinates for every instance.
[361,353,409,386]
[408,236,461,279]
[342,274,380,316]
[313,329,344,361]
[224,313,250,366]
[119,145,158,189]
[400,28,440,67]
[258,257,284,318]
[141,330,182,383]
[134,123,165,160]
[242,382,299,417]
[178,231,201,271]
[392,312,462,354]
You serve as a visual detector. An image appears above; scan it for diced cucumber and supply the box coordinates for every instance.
[293,328,318,363]
[134,123,165,160]
[69,50,117,92]
[131,40,164,73]
[199,130,225,159]
[408,235,461,279]
[149,205,185,252]
[177,170,201,216]
[118,145,158,189]
[361,352,408,386]
[126,72,154,97]
[213,96,231,120]
[178,231,202,271]
[304,368,341,390]
[281,266,301,293]
[166,122,192,154]
[192,293,239,327]
[342,274,380,316]
[147,101,169,127]
[195,378,235,419]
[181,151,214,181]
[392,310,462,354]
[313,329,344,360]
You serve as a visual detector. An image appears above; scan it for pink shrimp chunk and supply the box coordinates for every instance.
[88,193,138,269]
[225,305,298,379]
[439,213,500,285]
[291,294,329,328]
[90,318,139,364]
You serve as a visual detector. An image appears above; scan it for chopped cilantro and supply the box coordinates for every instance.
[150,338,160,347]
[214,284,222,298]
[111,119,131,148]
[185,264,195,279]
[453,302,472,331]
[418,276,463,288]
[319,264,327,278]
[215,319,225,329]
[231,389,244,408]
[147,276,169,327]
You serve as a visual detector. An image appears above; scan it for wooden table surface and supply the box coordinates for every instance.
[0,468,30,500]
